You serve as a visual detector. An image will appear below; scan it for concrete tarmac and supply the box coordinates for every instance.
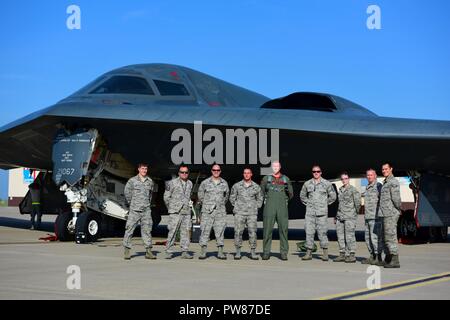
[0,207,448,300]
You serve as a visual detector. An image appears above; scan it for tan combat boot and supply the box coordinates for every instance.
[322,248,329,261]
[234,247,242,260]
[262,253,270,260]
[124,247,131,260]
[362,253,377,264]
[333,252,346,262]
[217,246,227,260]
[250,248,259,260]
[302,249,312,260]
[384,254,400,268]
[345,253,356,263]
[145,248,156,260]
[199,246,207,260]
[181,251,193,259]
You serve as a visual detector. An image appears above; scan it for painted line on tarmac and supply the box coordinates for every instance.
[317,272,450,300]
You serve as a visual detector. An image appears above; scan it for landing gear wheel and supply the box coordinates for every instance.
[75,211,102,243]
[55,211,75,241]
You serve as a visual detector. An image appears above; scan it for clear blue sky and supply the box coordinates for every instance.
[1,0,449,199]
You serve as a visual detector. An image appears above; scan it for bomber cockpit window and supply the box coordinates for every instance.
[154,80,190,96]
[90,76,155,95]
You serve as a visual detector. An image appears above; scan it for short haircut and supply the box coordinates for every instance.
[179,164,189,171]
[312,164,321,170]
[366,168,377,175]
[212,163,221,169]
[382,162,393,168]
[243,167,253,173]
[138,163,149,168]
[340,171,349,178]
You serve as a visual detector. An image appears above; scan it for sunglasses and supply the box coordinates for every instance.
[212,169,221,172]
[179,171,189,174]
[312,170,321,173]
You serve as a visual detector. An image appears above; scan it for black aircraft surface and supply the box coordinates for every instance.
[0,63,449,242]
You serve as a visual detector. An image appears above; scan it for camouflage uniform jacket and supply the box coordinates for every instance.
[363,181,382,219]
[300,178,337,217]
[230,180,263,215]
[164,177,193,215]
[379,174,401,217]
[197,177,229,215]
[337,184,361,221]
[124,175,154,212]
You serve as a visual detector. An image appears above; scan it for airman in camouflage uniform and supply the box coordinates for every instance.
[260,161,294,261]
[334,173,361,263]
[123,164,156,260]
[164,165,193,259]
[380,163,402,268]
[361,169,385,266]
[198,164,230,260]
[300,165,337,261]
[230,168,263,260]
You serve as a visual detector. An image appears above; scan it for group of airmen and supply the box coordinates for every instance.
[122,160,402,269]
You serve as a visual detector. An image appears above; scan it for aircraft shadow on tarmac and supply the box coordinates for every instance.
[0,216,54,232]
[1,217,447,248]
[0,216,364,241]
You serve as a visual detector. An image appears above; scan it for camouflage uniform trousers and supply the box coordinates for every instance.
[305,214,329,250]
[383,214,400,255]
[336,218,356,254]
[166,213,192,252]
[123,208,153,249]
[365,218,385,255]
[234,214,258,249]
[199,210,227,247]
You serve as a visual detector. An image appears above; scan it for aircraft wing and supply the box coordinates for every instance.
[1,63,449,180]
[1,100,449,180]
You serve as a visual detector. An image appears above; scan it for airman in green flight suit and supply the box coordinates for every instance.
[260,161,294,260]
